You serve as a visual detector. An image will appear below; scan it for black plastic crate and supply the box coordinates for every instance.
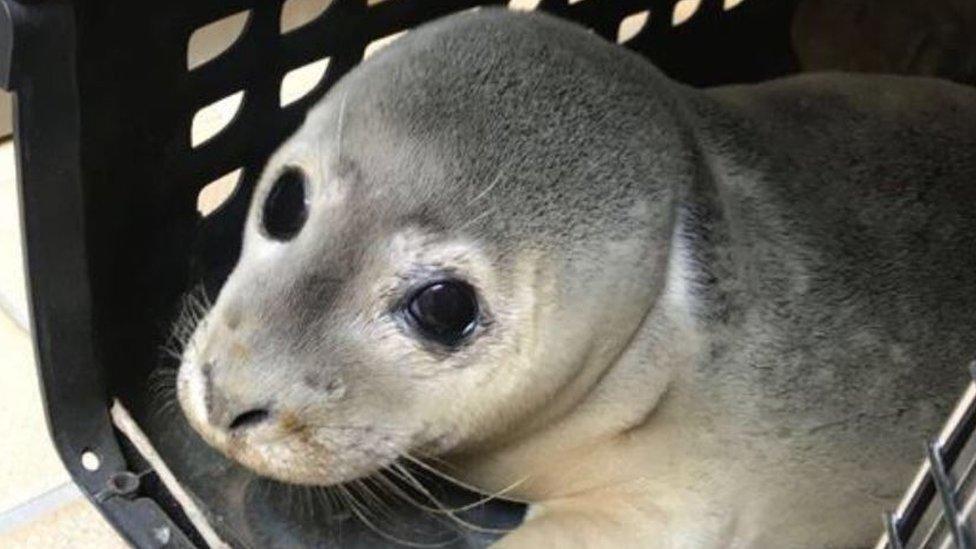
[1,0,799,546]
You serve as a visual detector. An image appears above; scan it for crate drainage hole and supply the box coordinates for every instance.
[509,0,542,10]
[280,0,333,34]
[187,10,250,70]
[280,57,331,107]
[672,0,701,26]
[198,168,242,216]
[364,30,407,59]
[618,11,650,44]
[192,91,244,148]
[81,450,100,472]
[109,472,140,495]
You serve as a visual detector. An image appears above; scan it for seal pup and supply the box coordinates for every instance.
[176,8,976,547]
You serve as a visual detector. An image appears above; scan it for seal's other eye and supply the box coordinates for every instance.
[406,281,479,346]
[262,167,308,241]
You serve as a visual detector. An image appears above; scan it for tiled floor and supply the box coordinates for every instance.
[1,498,127,549]
[0,139,126,546]
[0,142,26,330]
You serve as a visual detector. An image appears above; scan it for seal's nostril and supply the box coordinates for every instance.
[228,408,271,431]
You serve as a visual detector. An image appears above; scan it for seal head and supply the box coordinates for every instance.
[177,8,696,486]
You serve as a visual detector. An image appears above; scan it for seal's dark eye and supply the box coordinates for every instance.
[406,281,479,346]
[262,167,308,241]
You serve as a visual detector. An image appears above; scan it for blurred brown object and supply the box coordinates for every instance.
[792,0,976,84]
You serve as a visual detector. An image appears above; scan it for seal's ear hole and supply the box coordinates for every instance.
[618,10,650,43]
[280,0,333,34]
[724,0,747,10]
[262,167,309,241]
[198,168,243,217]
[187,10,250,70]
[508,0,542,10]
[191,91,245,148]
[364,30,407,59]
[280,57,331,108]
[672,0,701,26]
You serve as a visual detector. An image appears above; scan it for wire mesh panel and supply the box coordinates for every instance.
[881,363,976,549]
[6,0,800,546]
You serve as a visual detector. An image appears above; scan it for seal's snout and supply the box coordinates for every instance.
[183,356,276,436]
[176,317,279,444]
[202,370,274,434]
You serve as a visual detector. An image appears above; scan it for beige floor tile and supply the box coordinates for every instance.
[0,311,70,512]
[0,140,28,330]
[0,497,127,549]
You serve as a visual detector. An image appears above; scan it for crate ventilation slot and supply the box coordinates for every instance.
[198,168,243,217]
[673,0,701,26]
[618,10,650,44]
[191,91,244,148]
[280,0,333,34]
[364,30,408,59]
[725,0,747,10]
[187,10,250,70]
[508,0,542,10]
[280,57,331,107]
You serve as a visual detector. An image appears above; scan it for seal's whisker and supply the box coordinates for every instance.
[369,471,447,515]
[159,345,183,361]
[146,362,183,423]
[338,483,376,522]
[387,464,482,532]
[168,284,214,357]
[147,368,176,392]
[149,383,178,404]
[400,453,525,500]
[372,471,501,541]
[404,450,456,470]
[350,478,398,521]
[465,164,506,209]
[197,284,214,310]
[300,484,316,520]
[337,483,448,548]
[389,462,513,535]
[454,205,497,234]
[365,475,464,540]
[314,485,342,518]
[376,467,493,517]
[311,485,336,517]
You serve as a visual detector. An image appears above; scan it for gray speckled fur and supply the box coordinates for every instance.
[187,8,976,547]
[331,9,976,464]
[690,74,976,473]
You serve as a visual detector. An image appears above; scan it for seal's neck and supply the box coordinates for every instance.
[668,91,749,328]
[443,95,748,502]
[446,214,706,501]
